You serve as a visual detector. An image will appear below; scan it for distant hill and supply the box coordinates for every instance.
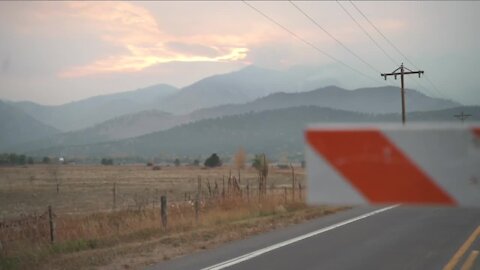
[8,65,460,132]
[12,110,180,152]
[11,84,178,131]
[157,65,337,114]
[0,101,59,151]
[25,105,479,159]
[190,85,459,121]
[11,85,462,153]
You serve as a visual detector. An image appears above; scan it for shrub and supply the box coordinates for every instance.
[204,153,221,168]
[101,158,113,165]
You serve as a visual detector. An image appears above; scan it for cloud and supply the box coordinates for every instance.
[165,42,220,58]
[55,2,249,77]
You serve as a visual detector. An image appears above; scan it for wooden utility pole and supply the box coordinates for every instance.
[381,63,424,124]
[454,112,471,123]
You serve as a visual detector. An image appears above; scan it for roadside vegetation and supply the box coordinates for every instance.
[0,155,345,270]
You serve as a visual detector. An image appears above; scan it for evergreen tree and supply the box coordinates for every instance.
[204,153,221,168]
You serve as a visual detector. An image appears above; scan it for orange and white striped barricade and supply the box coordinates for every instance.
[305,124,480,207]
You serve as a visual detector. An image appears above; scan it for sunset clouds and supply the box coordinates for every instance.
[0,1,479,105]
[53,2,249,77]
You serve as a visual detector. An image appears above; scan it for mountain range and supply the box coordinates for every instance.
[7,65,402,132]
[0,101,59,150]
[24,105,480,160]
[1,65,472,159]
[5,84,460,153]
[10,84,177,131]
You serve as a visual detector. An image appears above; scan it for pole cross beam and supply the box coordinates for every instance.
[381,63,424,125]
[454,112,472,123]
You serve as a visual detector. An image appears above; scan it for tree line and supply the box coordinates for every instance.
[0,153,34,165]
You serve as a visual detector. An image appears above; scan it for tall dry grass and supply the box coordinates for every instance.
[0,188,319,270]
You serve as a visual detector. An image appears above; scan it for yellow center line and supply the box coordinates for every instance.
[443,226,480,270]
[460,250,479,270]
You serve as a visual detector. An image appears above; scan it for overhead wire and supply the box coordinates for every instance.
[241,0,385,86]
[289,1,381,74]
[337,0,437,98]
[336,0,399,66]
[348,1,452,100]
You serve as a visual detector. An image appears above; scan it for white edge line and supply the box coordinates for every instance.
[201,204,400,270]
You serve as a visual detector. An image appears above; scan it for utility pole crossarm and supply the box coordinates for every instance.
[454,111,472,123]
[381,70,424,79]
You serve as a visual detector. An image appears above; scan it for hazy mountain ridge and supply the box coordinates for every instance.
[190,85,459,121]
[26,105,479,159]
[8,65,460,133]
[10,84,178,131]
[9,109,183,153]
[9,84,461,153]
[131,65,355,114]
[0,101,59,151]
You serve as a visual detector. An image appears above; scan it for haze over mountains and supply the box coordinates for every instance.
[5,65,371,131]
[0,101,59,150]
[25,105,480,159]
[1,65,473,159]
[11,84,178,131]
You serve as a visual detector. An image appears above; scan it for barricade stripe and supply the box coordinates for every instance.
[306,129,456,205]
[473,128,480,137]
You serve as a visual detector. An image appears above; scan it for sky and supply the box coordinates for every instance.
[0,1,479,105]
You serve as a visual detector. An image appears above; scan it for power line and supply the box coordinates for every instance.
[335,0,435,96]
[348,1,410,68]
[241,0,383,85]
[349,1,451,101]
[288,1,381,75]
[336,0,399,66]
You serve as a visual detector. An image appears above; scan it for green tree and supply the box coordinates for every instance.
[101,158,113,165]
[27,157,34,165]
[8,153,17,165]
[42,156,51,164]
[18,155,26,165]
[204,153,222,168]
[174,158,180,167]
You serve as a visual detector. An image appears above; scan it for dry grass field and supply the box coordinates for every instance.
[0,164,303,217]
[0,164,343,270]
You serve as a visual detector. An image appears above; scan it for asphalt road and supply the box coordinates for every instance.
[148,205,480,270]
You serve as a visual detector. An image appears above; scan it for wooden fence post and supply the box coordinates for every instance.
[56,183,59,194]
[112,182,117,210]
[161,195,167,230]
[284,187,287,204]
[298,183,302,201]
[194,193,199,223]
[197,176,202,201]
[222,176,225,200]
[246,178,250,202]
[291,164,295,202]
[48,205,55,244]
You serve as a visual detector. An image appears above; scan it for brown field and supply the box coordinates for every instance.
[0,164,304,217]
[0,164,343,270]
